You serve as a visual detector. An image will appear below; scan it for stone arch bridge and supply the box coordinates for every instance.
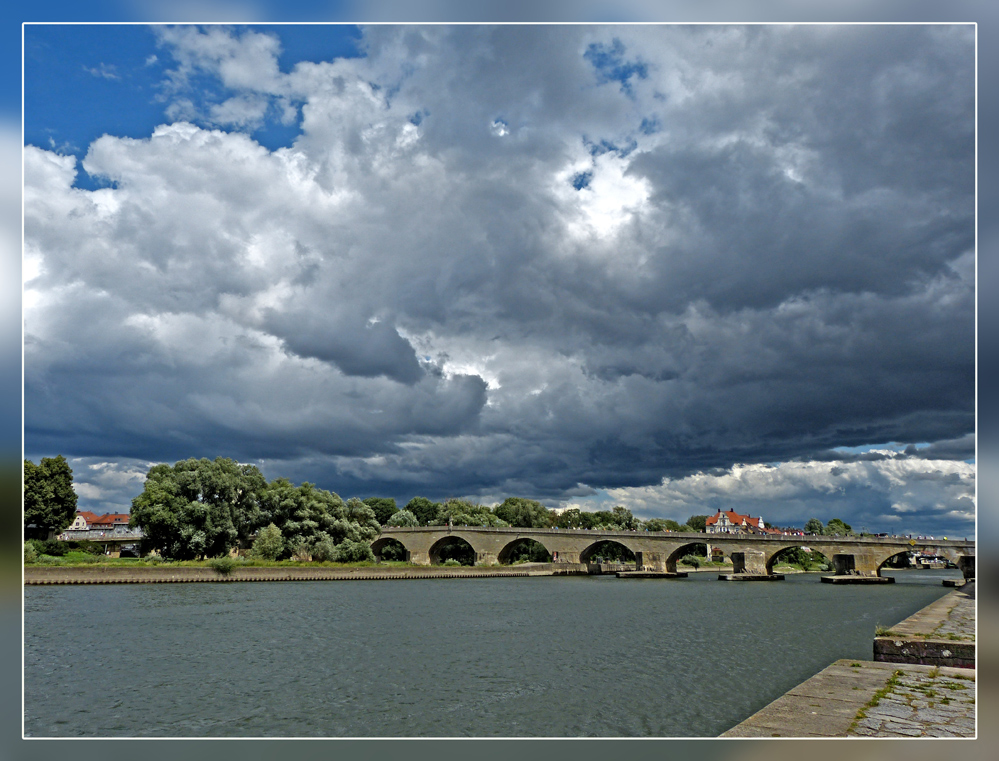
[373,526,975,579]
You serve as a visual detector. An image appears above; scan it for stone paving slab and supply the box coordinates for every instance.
[721,660,975,737]
[846,663,975,738]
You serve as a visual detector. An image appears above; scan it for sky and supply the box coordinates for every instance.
[19,20,978,540]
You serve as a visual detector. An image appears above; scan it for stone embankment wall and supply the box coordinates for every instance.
[24,563,590,585]
[873,582,975,668]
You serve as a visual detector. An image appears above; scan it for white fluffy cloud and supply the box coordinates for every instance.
[603,455,975,534]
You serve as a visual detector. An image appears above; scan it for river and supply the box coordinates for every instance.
[23,568,961,737]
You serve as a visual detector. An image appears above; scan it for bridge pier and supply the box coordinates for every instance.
[821,551,894,584]
[719,549,783,580]
[475,551,499,566]
[634,551,668,572]
[958,555,975,580]
[732,550,768,575]
[832,552,881,577]
[409,551,431,566]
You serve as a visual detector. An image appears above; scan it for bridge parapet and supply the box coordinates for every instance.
[375,526,975,576]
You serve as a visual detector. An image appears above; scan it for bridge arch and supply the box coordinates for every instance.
[876,549,914,573]
[579,539,635,565]
[497,537,553,564]
[765,545,829,574]
[370,536,409,562]
[666,541,709,572]
[428,535,477,565]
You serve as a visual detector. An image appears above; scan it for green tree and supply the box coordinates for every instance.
[825,518,853,536]
[494,497,551,528]
[362,497,398,525]
[130,457,266,559]
[436,498,508,527]
[258,483,380,559]
[386,509,418,527]
[251,523,284,560]
[804,518,824,534]
[774,546,810,569]
[680,554,703,568]
[642,518,683,532]
[24,456,78,540]
[686,515,708,532]
[405,496,442,526]
[553,508,583,529]
[331,539,376,563]
[610,506,639,530]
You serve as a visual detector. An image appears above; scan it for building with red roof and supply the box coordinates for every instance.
[65,510,101,532]
[705,509,782,535]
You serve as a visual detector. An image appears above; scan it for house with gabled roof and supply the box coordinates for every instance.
[65,511,101,532]
[705,509,781,535]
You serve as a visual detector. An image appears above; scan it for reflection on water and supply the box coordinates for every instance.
[24,569,961,737]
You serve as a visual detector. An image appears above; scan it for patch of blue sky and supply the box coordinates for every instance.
[25,25,165,165]
[571,170,592,190]
[832,442,928,454]
[583,37,647,95]
[254,24,361,69]
[639,116,661,135]
[584,136,637,158]
[24,24,364,189]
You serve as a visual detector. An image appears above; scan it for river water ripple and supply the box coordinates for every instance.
[23,569,960,737]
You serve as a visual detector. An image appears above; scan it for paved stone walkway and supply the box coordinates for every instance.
[848,666,976,737]
[932,591,975,641]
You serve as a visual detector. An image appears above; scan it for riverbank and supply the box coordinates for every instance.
[22,560,752,584]
[721,581,975,737]
[22,563,582,584]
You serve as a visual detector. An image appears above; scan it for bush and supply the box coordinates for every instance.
[386,509,419,527]
[24,542,38,563]
[208,556,239,576]
[311,536,338,562]
[680,554,702,568]
[331,539,375,564]
[442,559,462,567]
[77,541,105,556]
[38,539,67,557]
[251,523,284,560]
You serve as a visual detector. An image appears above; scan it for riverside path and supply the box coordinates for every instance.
[373,526,975,580]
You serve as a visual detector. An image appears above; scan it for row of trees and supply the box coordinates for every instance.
[130,458,382,561]
[379,497,710,534]
[804,517,854,536]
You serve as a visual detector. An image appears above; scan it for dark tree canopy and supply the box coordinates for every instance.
[494,497,551,528]
[642,518,683,532]
[23,456,78,540]
[436,498,507,527]
[804,517,825,534]
[825,518,853,536]
[405,496,442,526]
[362,497,398,525]
[686,515,708,532]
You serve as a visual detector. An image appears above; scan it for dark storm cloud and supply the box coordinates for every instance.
[264,310,425,384]
[24,25,974,532]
